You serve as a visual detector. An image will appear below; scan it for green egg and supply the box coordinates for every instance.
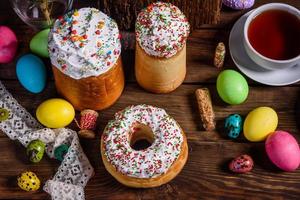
[26,139,46,163]
[30,29,50,58]
[217,70,249,105]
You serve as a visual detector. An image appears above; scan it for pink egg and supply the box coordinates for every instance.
[265,131,300,172]
[0,26,18,63]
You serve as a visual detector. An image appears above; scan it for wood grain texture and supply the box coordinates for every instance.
[1,138,300,200]
[100,0,222,31]
[0,0,300,199]
[1,80,300,141]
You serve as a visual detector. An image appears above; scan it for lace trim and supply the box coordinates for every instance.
[0,81,94,200]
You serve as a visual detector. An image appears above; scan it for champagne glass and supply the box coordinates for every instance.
[10,0,73,30]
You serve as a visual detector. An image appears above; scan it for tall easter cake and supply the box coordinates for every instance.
[135,2,190,93]
[49,8,124,110]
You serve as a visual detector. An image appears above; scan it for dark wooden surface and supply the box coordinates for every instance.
[100,0,222,30]
[1,0,300,199]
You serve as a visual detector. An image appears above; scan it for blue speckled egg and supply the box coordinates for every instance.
[225,114,243,139]
[54,144,70,161]
[16,54,47,93]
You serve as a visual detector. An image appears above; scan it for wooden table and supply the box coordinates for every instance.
[1,0,300,199]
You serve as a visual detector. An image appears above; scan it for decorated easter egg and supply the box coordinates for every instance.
[16,54,47,93]
[17,171,40,191]
[225,114,243,139]
[217,70,249,105]
[229,154,254,173]
[54,144,70,161]
[0,108,9,122]
[266,131,300,171]
[244,107,278,142]
[30,29,50,58]
[36,98,75,128]
[223,0,255,10]
[26,140,46,163]
[0,26,18,63]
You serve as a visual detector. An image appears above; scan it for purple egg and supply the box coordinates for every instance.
[223,0,255,10]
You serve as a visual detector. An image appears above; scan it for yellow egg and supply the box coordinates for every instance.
[17,171,40,191]
[243,107,278,142]
[36,98,75,128]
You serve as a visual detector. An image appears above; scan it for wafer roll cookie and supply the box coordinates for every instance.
[214,42,226,69]
[195,88,216,131]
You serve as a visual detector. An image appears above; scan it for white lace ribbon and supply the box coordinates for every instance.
[0,81,94,200]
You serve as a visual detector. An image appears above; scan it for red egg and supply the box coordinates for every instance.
[265,131,300,172]
[0,26,18,63]
[229,154,254,173]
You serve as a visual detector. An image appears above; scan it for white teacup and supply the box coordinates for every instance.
[244,3,300,70]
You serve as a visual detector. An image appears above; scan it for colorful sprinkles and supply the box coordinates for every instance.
[48,8,121,79]
[102,105,184,178]
[135,2,190,58]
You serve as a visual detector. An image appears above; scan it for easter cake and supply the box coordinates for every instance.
[49,8,124,111]
[101,104,188,188]
[135,2,190,93]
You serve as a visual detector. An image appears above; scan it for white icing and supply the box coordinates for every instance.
[103,105,184,178]
[48,8,121,79]
[135,2,190,58]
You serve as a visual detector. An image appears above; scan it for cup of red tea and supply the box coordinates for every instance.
[244,3,300,70]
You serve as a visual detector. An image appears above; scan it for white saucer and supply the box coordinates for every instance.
[229,11,300,86]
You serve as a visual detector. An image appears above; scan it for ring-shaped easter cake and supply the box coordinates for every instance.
[101,104,188,188]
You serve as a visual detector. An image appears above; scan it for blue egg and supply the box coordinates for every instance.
[224,114,243,139]
[16,54,46,93]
